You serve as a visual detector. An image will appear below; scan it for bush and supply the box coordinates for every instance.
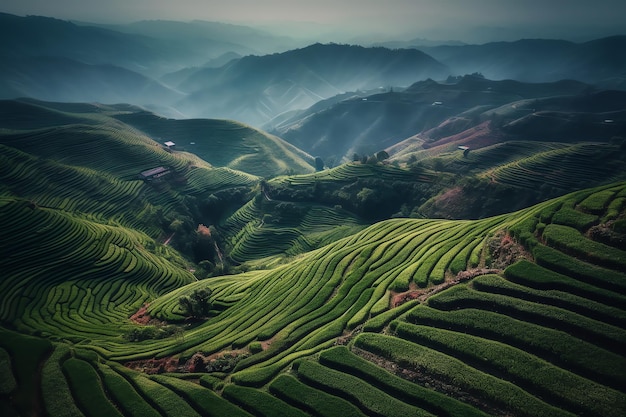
[319,346,488,417]
[295,359,430,416]
[179,288,213,317]
[543,224,626,270]
[248,342,263,354]
[353,333,572,417]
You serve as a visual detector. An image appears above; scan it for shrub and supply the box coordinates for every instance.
[295,359,430,416]
[578,190,615,214]
[319,346,488,417]
[353,333,572,417]
[179,288,213,317]
[543,224,626,270]
[248,342,263,354]
[0,348,16,394]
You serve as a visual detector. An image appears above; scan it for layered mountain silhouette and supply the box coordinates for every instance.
[2,12,626,127]
[170,43,448,125]
[271,75,601,162]
[419,36,626,85]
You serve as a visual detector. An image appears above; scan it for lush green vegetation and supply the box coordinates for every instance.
[1,99,625,417]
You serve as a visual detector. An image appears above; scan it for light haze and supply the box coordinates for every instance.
[2,0,625,42]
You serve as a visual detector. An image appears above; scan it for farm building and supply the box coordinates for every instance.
[139,166,171,181]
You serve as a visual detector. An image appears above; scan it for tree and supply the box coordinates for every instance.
[179,288,213,317]
[314,156,324,171]
[376,150,389,162]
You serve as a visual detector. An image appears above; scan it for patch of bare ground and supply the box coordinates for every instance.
[352,346,515,417]
[335,325,363,346]
[390,268,501,308]
[125,357,181,374]
[124,348,251,375]
[259,335,278,351]
[129,303,159,325]
[487,230,533,269]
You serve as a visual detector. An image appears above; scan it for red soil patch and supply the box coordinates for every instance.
[125,356,181,374]
[130,303,153,325]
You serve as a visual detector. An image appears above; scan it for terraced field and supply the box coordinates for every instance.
[1,99,625,416]
[114,112,316,178]
[3,181,624,416]
[483,142,626,190]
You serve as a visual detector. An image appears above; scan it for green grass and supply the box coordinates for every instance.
[41,345,83,417]
[543,223,626,270]
[391,321,625,417]
[403,304,626,389]
[0,348,16,395]
[1,102,626,417]
[0,328,53,417]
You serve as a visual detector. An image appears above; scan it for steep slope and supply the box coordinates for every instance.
[272,76,591,162]
[173,43,448,125]
[0,99,265,262]
[1,182,625,417]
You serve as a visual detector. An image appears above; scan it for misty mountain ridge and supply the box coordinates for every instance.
[419,36,626,84]
[0,13,292,77]
[171,42,448,125]
[272,75,600,162]
[1,12,625,126]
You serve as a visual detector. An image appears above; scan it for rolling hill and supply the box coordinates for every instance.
[1,174,625,416]
[1,22,626,416]
[0,12,291,77]
[271,75,593,162]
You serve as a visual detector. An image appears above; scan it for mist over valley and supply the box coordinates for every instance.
[1,4,626,417]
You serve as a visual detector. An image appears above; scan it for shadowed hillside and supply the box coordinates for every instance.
[272,75,592,162]
[419,36,626,85]
[172,43,448,125]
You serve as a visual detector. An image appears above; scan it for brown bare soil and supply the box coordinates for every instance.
[129,303,153,325]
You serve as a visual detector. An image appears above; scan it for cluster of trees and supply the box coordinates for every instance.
[178,288,213,318]
[351,150,390,165]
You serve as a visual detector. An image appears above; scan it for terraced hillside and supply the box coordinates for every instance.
[114,111,315,178]
[2,182,625,416]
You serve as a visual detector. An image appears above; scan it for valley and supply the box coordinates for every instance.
[1,10,626,417]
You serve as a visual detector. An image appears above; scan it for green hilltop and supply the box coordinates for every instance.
[1,99,626,417]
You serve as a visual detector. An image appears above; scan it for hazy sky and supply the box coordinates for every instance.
[3,0,625,42]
